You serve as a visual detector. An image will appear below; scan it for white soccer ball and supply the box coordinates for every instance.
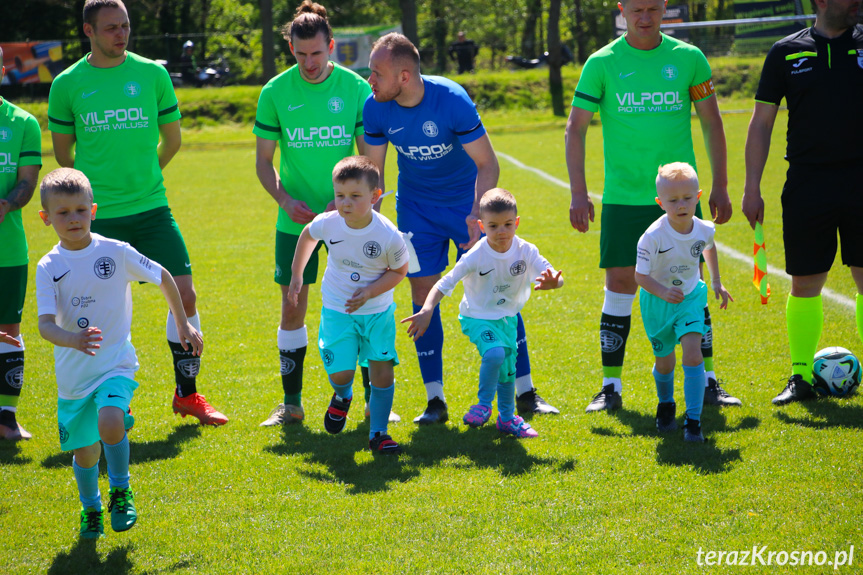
[812,347,861,397]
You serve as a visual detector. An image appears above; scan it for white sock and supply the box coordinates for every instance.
[515,374,534,396]
[603,377,623,394]
[705,371,717,386]
[167,312,201,342]
[278,326,308,350]
[424,380,444,402]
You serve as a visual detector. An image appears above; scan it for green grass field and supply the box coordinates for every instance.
[3,105,862,574]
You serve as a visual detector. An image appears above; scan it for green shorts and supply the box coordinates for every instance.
[92,206,191,277]
[275,231,324,286]
[318,304,399,375]
[639,281,708,358]
[57,376,138,451]
[459,315,517,382]
[0,265,27,324]
[600,203,703,268]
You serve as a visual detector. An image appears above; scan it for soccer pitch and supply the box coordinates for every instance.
[4,110,861,574]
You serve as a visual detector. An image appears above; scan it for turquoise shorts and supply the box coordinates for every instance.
[639,281,708,358]
[459,315,517,382]
[318,303,399,375]
[57,376,138,451]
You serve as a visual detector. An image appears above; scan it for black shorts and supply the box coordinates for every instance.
[782,163,863,276]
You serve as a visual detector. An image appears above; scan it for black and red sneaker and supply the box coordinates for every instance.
[369,432,402,455]
[324,393,352,434]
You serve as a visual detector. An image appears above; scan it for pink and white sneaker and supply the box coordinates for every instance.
[496,415,538,438]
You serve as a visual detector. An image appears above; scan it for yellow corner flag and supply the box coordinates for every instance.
[753,222,770,304]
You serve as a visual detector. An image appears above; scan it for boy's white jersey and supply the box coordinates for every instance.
[309,210,408,315]
[36,234,162,400]
[635,214,714,296]
[435,236,554,320]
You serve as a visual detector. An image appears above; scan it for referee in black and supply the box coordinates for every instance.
[742,0,863,405]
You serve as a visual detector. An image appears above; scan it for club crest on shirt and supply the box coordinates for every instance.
[363,241,382,258]
[0,127,12,142]
[481,330,496,342]
[94,257,116,279]
[690,241,706,258]
[509,260,527,276]
[422,121,439,137]
[661,65,678,80]
[124,81,141,98]
[328,97,345,113]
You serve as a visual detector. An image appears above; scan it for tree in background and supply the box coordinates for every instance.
[547,0,564,116]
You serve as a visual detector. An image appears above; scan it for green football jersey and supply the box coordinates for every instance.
[572,34,715,205]
[48,52,182,219]
[253,63,370,235]
[0,99,42,267]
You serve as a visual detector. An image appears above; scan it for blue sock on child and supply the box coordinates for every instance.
[368,383,395,439]
[683,362,706,421]
[413,303,444,395]
[103,433,131,489]
[653,366,675,403]
[479,347,505,407]
[497,380,516,421]
[73,457,101,510]
[330,379,353,402]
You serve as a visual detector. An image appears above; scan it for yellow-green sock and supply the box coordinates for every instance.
[787,294,823,383]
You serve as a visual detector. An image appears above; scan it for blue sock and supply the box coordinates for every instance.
[683,362,706,421]
[329,378,353,401]
[479,347,505,407]
[368,383,395,439]
[515,313,531,378]
[497,379,516,421]
[413,303,444,385]
[653,366,675,403]
[103,434,130,489]
[73,457,101,510]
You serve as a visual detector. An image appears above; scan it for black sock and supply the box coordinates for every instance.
[0,349,24,413]
[600,313,630,372]
[168,341,199,397]
[280,346,306,405]
[361,365,371,403]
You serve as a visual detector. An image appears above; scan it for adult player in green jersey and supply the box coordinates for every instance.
[565,0,739,413]
[48,0,227,426]
[0,48,42,441]
[255,1,380,426]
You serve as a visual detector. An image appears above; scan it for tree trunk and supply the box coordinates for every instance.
[547,0,564,116]
[261,0,276,82]
[521,0,542,58]
[399,0,419,46]
[431,0,448,73]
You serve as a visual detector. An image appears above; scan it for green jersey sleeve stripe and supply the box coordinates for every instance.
[19,151,41,158]
[355,121,363,129]
[785,51,817,60]
[754,99,780,106]
[48,115,75,127]
[574,90,601,104]
[254,120,281,133]
[158,104,179,117]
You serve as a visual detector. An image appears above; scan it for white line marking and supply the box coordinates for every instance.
[496,151,855,309]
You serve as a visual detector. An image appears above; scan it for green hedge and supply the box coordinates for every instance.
[18,58,763,130]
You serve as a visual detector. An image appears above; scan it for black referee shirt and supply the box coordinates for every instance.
[755,24,863,165]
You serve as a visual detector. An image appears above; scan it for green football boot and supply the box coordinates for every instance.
[79,507,105,539]
[108,487,137,532]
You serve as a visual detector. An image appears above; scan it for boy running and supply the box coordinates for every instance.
[36,168,202,538]
[635,163,732,442]
[403,189,563,439]
[287,157,408,454]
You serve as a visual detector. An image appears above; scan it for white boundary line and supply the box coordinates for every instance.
[496,151,855,309]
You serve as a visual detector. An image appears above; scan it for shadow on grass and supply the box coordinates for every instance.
[48,539,133,575]
[590,407,760,474]
[265,421,418,494]
[40,423,202,469]
[265,419,573,493]
[0,439,32,465]
[775,397,863,429]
